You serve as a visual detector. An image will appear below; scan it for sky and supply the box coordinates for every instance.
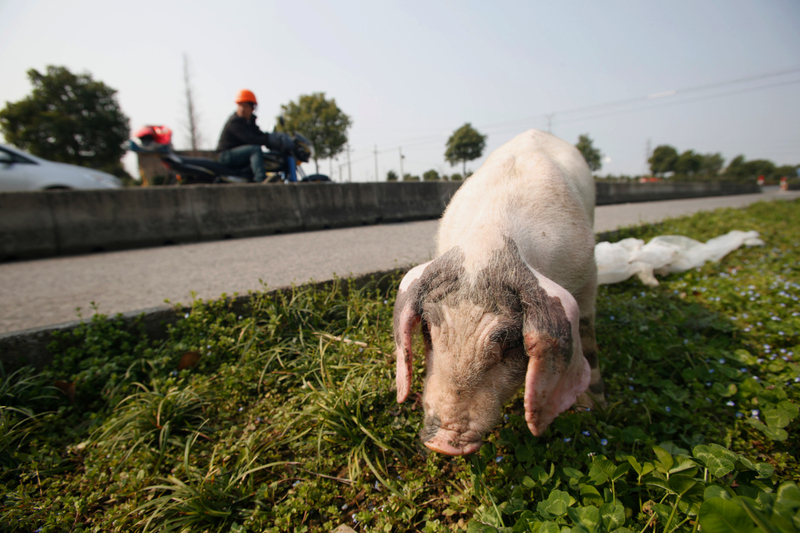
[1,0,799,182]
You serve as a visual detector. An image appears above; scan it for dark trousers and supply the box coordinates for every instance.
[218,145,265,182]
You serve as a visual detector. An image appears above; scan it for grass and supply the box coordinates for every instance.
[0,198,798,532]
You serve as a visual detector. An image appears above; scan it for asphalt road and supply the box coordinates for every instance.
[1,189,797,334]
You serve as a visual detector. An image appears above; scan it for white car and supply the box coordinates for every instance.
[0,143,122,191]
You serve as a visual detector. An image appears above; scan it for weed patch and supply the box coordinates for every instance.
[1,199,798,532]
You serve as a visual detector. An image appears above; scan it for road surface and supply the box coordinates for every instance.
[1,189,797,334]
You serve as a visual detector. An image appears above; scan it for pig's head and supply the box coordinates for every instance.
[394,239,590,455]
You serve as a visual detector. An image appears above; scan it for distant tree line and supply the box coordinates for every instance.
[386,169,464,182]
[648,144,797,183]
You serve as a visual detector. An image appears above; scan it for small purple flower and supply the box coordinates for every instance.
[600,439,608,446]
[238,407,244,412]
[726,401,735,407]
[706,382,712,387]
[496,456,504,463]
[184,313,190,319]
[709,369,715,373]
[665,406,671,412]
[563,437,571,443]
[719,358,726,364]
[752,410,760,418]
[582,431,591,437]
[736,412,743,418]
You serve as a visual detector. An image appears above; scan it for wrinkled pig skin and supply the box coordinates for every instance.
[394,129,601,456]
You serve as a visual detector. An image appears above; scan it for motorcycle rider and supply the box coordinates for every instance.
[216,89,293,182]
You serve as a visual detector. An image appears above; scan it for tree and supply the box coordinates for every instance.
[674,150,703,178]
[445,123,486,176]
[0,65,130,174]
[575,134,603,172]
[649,145,679,177]
[698,153,724,178]
[402,173,420,181]
[423,169,440,181]
[725,155,777,183]
[278,92,352,174]
[775,164,798,179]
[182,53,203,150]
[386,170,398,181]
[450,173,463,181]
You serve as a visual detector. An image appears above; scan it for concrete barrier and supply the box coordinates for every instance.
[595,180,759,205]
[0,180,759,261]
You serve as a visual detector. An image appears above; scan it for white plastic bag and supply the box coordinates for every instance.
[596,230,764,286]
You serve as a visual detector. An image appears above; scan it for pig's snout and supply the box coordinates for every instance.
[424,432,483,456]
[421,414,484,456]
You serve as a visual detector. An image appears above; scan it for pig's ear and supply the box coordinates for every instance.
[394,261,432,403]
[521,269,590,436]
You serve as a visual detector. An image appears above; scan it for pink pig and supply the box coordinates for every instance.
[394,129,603,455]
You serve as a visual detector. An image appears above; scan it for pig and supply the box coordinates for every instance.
[393,129,603,456]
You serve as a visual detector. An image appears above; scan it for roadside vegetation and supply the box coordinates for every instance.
[1,199,799,532]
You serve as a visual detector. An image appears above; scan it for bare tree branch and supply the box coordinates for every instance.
[182,53,203,150]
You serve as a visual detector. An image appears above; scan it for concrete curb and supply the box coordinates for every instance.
[1,181,758,261]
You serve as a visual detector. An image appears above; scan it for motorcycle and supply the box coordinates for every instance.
[129,124,331,185]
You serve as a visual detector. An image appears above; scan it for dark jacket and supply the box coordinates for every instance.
[216,113,275,153]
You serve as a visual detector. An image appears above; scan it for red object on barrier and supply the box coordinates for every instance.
[134,125,172,146]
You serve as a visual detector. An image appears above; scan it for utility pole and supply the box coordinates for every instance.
[346,143,352,183]
[399,147,405,180]
[645,138,652,176]
[329,158,333,181]
[339,163,344,182]
[374,144,378,182]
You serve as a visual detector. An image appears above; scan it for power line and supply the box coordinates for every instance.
[339,66,800,178]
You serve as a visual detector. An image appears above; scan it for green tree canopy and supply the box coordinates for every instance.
[422,169,440,181]
[575,134,603,172]
[278,92,352,174]
[445,123,487,176]
[775,164,798,179]
[0,65,130,174]
[725,155,777,183]
[699,153,725,177]
[386,170,399,182]
[649,145,679,177]
[674,150,703,177]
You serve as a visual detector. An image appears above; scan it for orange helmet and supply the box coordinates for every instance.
[235,89,257,105]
